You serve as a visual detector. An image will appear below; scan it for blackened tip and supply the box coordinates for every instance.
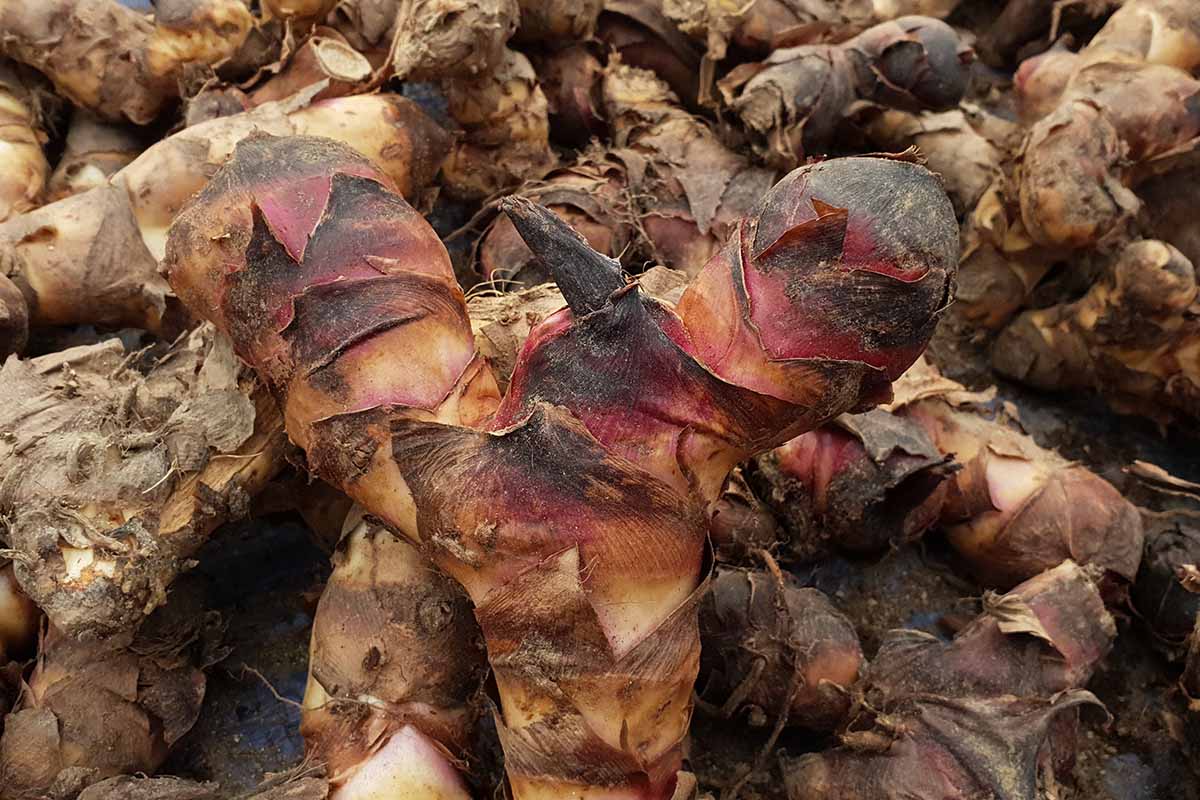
[500,194,625,316]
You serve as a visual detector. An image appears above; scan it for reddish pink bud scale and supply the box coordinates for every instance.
[256,173,334,262]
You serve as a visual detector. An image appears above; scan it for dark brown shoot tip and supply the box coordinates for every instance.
[499,195,625,315]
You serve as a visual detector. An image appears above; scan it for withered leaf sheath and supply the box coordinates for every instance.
[664,0,962,64]
[786,561,1113,800]
[603,63,777,278]
[164,136,957,798]
[476,152,636,288]
[165,134,502,797]
[754,409,953,562]
[596,1,703,108]
[390,0,518,81]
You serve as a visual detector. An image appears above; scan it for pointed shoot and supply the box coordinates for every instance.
[499,195,624,315]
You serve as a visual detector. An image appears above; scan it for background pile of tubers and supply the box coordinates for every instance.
[0,0,1198,798]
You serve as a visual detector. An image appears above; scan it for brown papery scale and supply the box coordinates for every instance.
[74,776,222,800]
[754,409,953,562]
[721,16,973,168]
[597,1,704,108]
[0,327,286,639]
[890,358,1144,591]
[663,0,962,65]
[993,240,1200,426]
[0,0,253,124]
[0,92,449,358]
[70,775,343,800]
[947,169,1058,332]
[602,63,777,277]
[1014,0,1200,249]
[476,152,637,288]
[861,106,1019,216]
[698,566,863,731]
[785,561,1114,799]
[163,136,957,797]
[246,30,374,108]
[0,579,225,798]
[709,471,783,563]
[390,0,518,81]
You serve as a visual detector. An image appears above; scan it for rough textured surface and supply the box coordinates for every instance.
[0,326,285,638]
[301,512,487,796]
[164,137,958,798]
[0,92,450,358]
[0,579,225,798]
[603,63,777,278]
[994,240,1200,426]
[597,1,704,108]
[441,47,555,199]
[476,152,636,288]
[1014,0,1200,250]
[0,0,253,124]
[699,567,862,731]
[722,16,973,168]
[164,376,1200,800]
[862,105,1019,215]
[390,0,518,81]
[664,0,961,66]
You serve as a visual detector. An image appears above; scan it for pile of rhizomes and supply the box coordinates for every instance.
[0,0,1198,798]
